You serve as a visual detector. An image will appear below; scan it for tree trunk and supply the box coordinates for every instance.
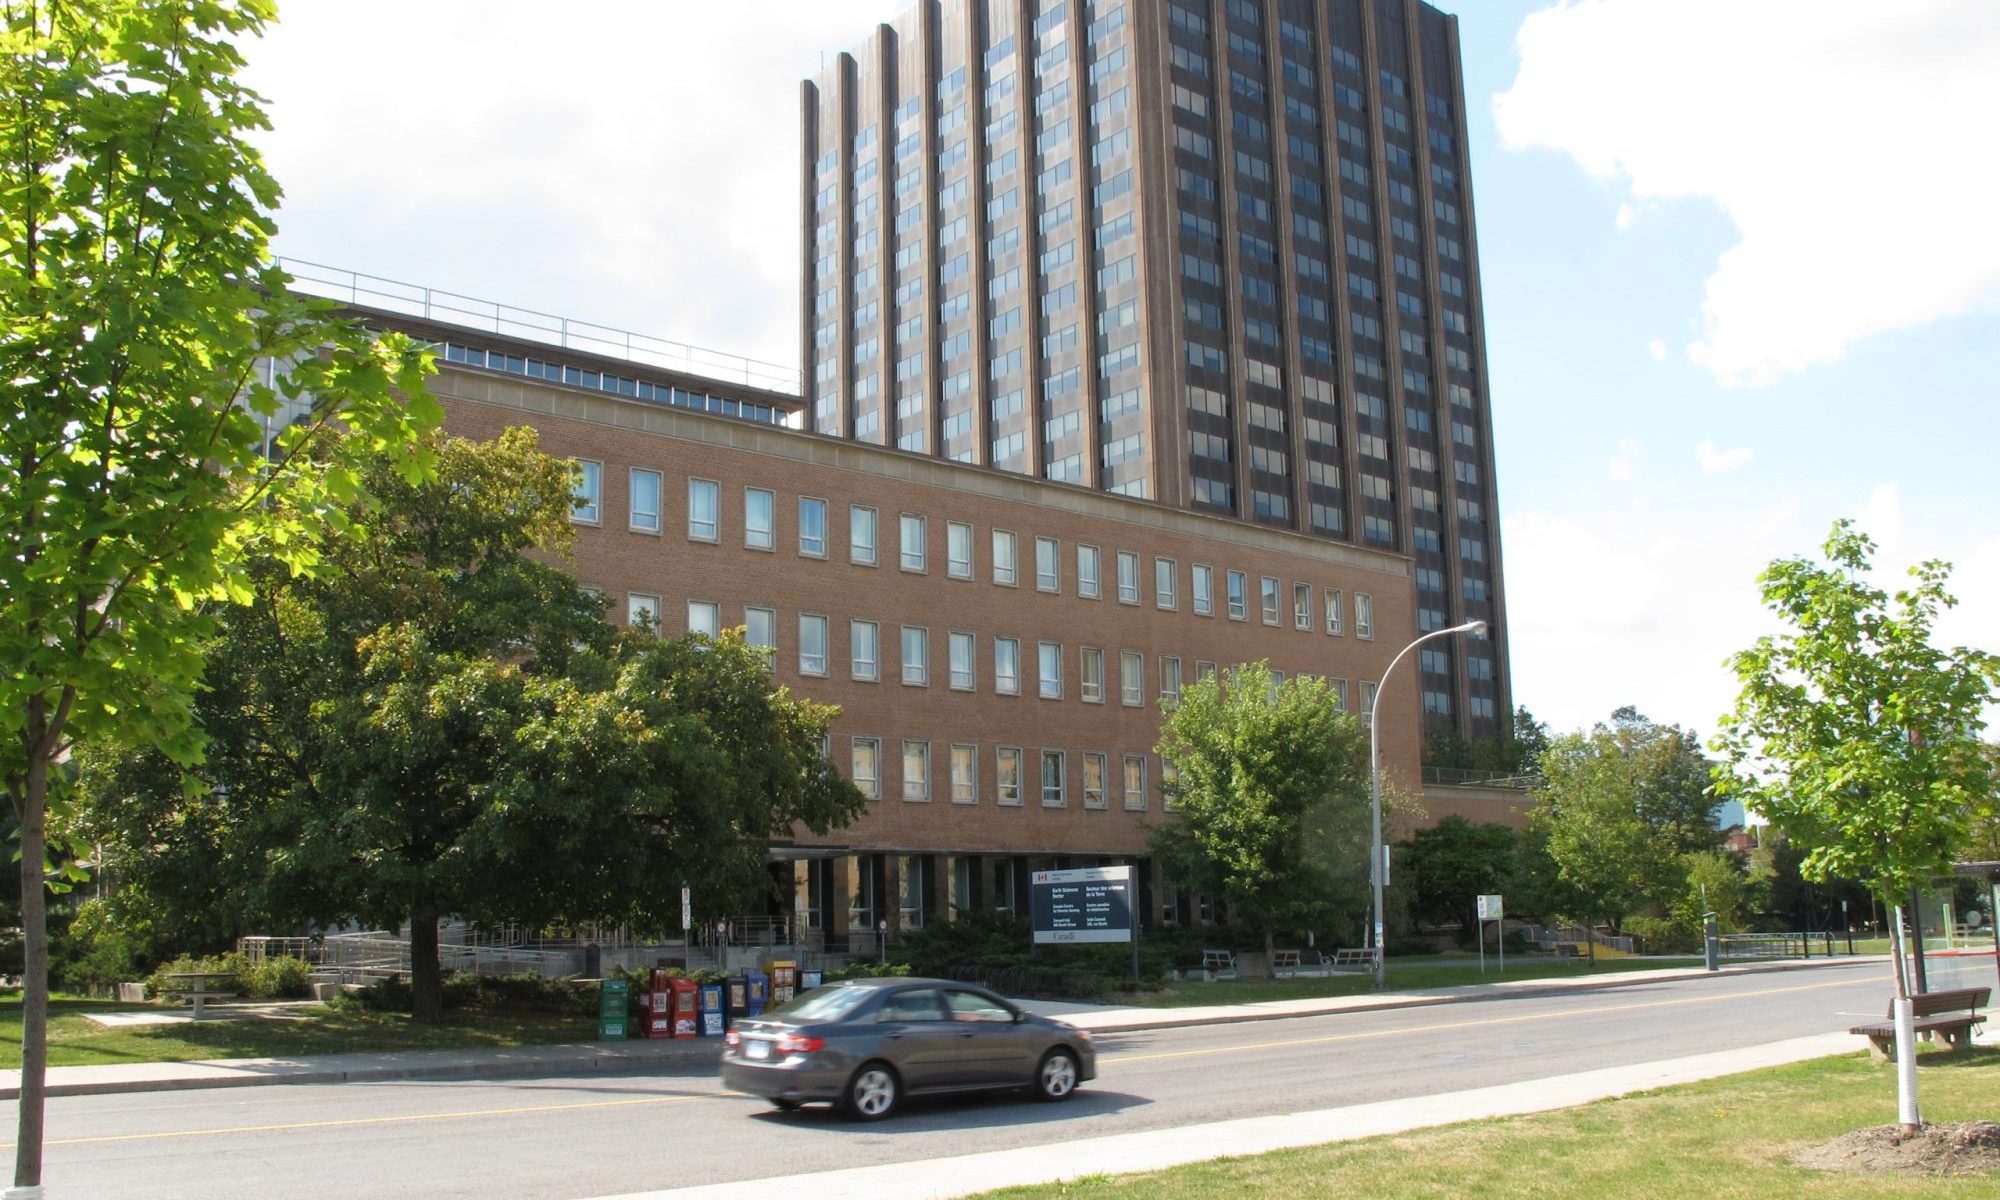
[1586,921,1596,965]
[409,892,443,1024]
[12,750,49,1194]
[1887,905,1921,1132]
[1264,928,1276,978]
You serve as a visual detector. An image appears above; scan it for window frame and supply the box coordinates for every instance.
[996,746,1024,806]
[1356,592,1374,639]
[1120,649,1144,706]
[798,495,829,558]
[947,520,975,579]
[1192,563,1214,616]
[798,612,829,676]
[1082,751,1108,809]
[850,619,880,681]
[994,636,1021,695]
[686,599,720,640]
[1226,569,1248,620]
[1155,557,1178,610]
[992,528,1019,586]
[1037,640,1064,699]
[1122,753,1146,810]
[1040,748,1067,807]
[851,736,881,800]
[1325,587,1344,635]
[950,743,978,804]
[850,504,878,566]
[571,459,603,525]
[902,739,931,801]
[901,625,929,686]
[687,477,720,542]
[626,592,660,633]
[744,486,776,551]
[627,467,661,534]
[1260,576,1281,625]
[900,512,928,573]
[1116,550,1141,604]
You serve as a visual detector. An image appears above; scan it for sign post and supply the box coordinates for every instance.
[1476,894,1504,976]
[1030,865,1139,980]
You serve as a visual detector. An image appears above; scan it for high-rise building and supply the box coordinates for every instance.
[802,0,1509,743]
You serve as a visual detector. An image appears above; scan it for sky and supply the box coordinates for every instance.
[241,0,2000,743]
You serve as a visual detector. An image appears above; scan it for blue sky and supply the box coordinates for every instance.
[243,1,1999,743]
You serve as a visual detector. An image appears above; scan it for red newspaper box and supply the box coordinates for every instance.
[669,977,699,1038]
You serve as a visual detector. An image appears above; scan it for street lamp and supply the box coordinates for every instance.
[1368,618,1487,990]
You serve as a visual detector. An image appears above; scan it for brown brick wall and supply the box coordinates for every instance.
[436,364,1423,862]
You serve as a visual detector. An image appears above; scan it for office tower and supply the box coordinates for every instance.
[802,0,1509,743]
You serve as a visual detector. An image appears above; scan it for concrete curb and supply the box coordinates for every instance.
[0,953,1917,1100]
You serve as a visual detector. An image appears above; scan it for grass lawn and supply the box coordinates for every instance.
[0,994,596,1068]
[1117,955,1708,1008]
[974,1047,2000,1199]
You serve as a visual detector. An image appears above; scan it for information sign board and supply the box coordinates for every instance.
[1030,866,1135,945]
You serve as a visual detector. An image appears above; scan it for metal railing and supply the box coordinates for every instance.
[1421,767,1539,789]
[1717,931,1840,961]
[275,257,802,394]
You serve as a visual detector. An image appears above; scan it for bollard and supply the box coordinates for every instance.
[1703,913,1719,972]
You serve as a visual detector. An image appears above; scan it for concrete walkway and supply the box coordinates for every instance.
[0,955,1905,1100]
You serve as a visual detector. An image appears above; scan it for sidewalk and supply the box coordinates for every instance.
[0,955,1901,1100]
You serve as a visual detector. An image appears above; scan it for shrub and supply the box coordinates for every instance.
[52,898,141,995]
[243,955,314,999]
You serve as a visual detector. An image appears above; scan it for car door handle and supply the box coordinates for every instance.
[956,1032,976,1039]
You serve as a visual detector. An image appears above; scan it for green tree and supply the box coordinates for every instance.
[1529,730,1663,960]
[76,429,865,1022]
[1713,520,1997,1129]
[1604,706,1726,857]
[1397,815,1518,937]
[0,1,436,1186]
[1153,662,1372,963]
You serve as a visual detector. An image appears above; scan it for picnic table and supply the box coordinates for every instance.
[161,970,239,1019]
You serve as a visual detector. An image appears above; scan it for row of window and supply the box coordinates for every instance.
[626,594,1382,714]
[442,343,793,428]
[576,468,1379,638]
[847,739,1158,810]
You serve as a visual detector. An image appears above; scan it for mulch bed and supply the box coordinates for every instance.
[1793,1122,2000,1176]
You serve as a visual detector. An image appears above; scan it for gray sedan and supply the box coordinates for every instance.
[718,977,1097,1119]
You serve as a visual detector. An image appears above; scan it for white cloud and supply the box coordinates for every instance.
[1503,486,2000,739]
[1694,441,1753,474]
[242,0,902,374]
[1614,202,1639,231]
[1606,438,1644,481]
[1494,1,2000,388]
[1647,338,1667,362]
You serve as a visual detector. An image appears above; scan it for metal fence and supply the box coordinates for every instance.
[1716,932,1840,961]
[275,257,802,394]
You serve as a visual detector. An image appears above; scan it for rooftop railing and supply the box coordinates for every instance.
[277,257,802,396]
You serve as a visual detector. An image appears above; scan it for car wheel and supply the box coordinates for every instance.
[844,1061,900,1121]
[769,1098,803,1113]
[1035,1048,1080,1102]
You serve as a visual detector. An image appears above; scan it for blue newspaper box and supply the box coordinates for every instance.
[745,969,770,1017]
[698,982,725,1036]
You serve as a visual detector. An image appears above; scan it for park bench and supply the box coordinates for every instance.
[1848,987,1989,1063]
[1270,949,1335,978]
[1201,949,1238,980]
[1322,948,1375,972]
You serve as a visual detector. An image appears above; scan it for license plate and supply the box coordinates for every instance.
[745,1040,770,1060]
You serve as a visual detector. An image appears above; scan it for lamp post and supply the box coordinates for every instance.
[1368,618,1488,990]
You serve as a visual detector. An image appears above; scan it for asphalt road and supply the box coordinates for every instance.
[7,957,1987,1200]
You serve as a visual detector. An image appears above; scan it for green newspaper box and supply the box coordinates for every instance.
[598,977,630,1040]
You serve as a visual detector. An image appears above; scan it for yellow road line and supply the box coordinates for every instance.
[1,1091,710,1150]
[1102,976,1874,1066]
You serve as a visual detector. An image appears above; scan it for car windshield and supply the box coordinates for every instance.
[770,984,874,1023]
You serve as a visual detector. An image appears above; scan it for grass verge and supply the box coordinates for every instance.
[974,1046,1999,1199]
[0,994,596,1068]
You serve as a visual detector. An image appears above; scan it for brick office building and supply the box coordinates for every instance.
[387,307,1423,945]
